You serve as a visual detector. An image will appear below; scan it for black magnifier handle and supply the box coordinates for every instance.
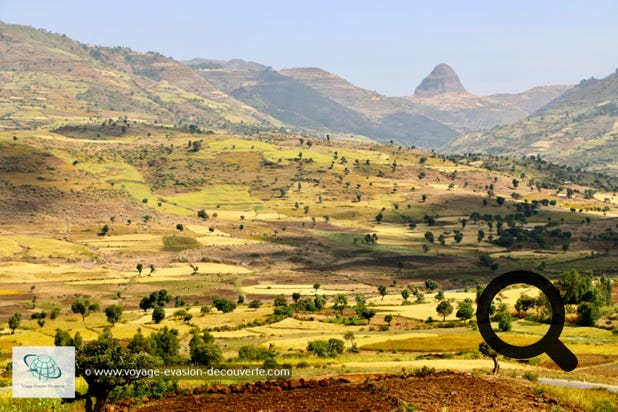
[545,340,578,372]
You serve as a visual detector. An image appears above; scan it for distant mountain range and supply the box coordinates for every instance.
[444,69,618,175]
[192,60,569,147]
[2,20,616,174]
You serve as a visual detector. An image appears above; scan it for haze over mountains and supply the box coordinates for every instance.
[1,20,617,174]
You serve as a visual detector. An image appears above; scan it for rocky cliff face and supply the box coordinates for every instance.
[414,64,467,97]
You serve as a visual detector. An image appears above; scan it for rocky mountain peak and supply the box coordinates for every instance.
[414,63,467,97]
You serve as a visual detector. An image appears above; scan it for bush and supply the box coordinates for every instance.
[248,299,263,309]
[238,346,274,361]
[307,339,345,358]
[522,371,538,382]
[212,297,237,313]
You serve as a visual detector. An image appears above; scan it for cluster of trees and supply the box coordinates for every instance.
[557,270,613,326]
[139,289,171,324]
[57,325,222,412]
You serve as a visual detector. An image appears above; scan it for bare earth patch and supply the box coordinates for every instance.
[133,371,575,412]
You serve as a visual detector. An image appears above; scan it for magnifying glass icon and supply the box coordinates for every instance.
[476,270,578,372]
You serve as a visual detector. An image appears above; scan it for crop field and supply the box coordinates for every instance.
[0,126,617,411]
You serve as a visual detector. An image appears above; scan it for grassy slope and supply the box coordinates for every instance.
[444,71,618,175]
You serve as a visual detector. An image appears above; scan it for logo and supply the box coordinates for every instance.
[12,346,75,398]
[23,354,62,381]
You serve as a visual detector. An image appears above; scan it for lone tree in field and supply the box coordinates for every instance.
[436,300,454,321]
[401,289,410,302]
[8,313,21,334]
[479,342,499,375]
[377,285,387,300]
[313,283,320,293]
[104,305,123,326]
[136,263,143,276]
[384,314,393,326]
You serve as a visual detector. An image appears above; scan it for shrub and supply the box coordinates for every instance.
[212,297,237,313]
[307,339,345,358]
[238,346,274,361]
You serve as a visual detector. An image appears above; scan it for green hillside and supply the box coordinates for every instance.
[0,21,276,132]
[444,70,618,175]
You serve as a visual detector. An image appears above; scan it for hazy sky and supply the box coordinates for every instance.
[1,0,617,96]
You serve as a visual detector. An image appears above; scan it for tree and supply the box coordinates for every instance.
[176,223,184,231]
[424,231,435,243]
[100,225,109,236]
[72,297,98,322]
[456,301,474,322]
[496,312,513,331]
[435,290,445,301]
[343,331,356,346]
[401,289,410,302]
[292,292,302,303]
[436,300,454,321]
[479,342,499,375]
[8,313,21,334]
[377,285,387,300]
[75,329,159,412]
[512,179,519,188]
[577,302,599,326]
[496,196,505,206]
[197,209,209,219]
[454,232,464,243]
[189,330,222,366]
[425,279,438,291]
[149,326,180,365]
[515,294,536,317]
[313,283,320,293]
[104,305,123,326]
[361,309,376,324]
[307,339,345,358]
[152,306,165,324]
[274,294,288,307]
[375,213,383,224]
[333,294,347,315]
[384,314,393,326]
[136,263,143,276]
[248,299,263,309]
[213,297,237,313]
[477,230,485,242]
